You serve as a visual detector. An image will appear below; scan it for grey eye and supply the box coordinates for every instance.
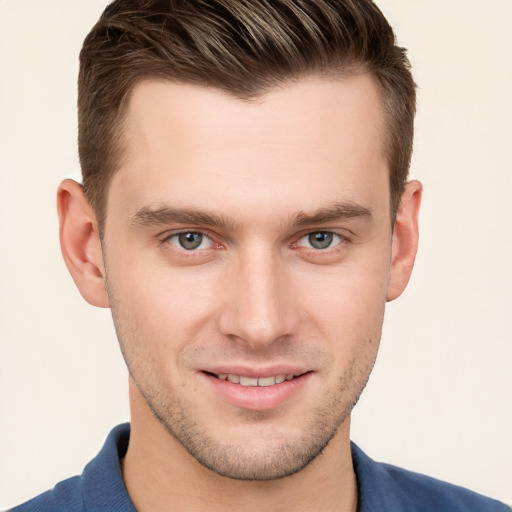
[167,231,215,252]
[307,232,335,249]
[177,232,204,250]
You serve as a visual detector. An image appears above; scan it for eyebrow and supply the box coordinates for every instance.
[290,201,373,227]
[130,201,372,230]
[130,206,237,230]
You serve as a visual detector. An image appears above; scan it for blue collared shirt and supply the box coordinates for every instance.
[9,423,511,512]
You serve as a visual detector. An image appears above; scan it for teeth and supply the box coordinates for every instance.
[258,376,276,387]
[219,373,295,386]
[240,376,259,386]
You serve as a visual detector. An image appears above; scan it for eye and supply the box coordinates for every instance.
[298,231,343,250]
[168,231,214,251]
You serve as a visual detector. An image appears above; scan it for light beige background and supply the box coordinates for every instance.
[1,0,511,508]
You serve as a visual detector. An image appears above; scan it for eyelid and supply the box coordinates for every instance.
[292,230,348,250]
[160,229,221,251]
[158,228,349,253]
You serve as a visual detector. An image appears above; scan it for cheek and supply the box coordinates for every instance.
[106,268,219,387]
[292,252,389,373]
[298,255,390,324]
[106,253,220,345]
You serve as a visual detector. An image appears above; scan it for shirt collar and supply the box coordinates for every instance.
[81,424,399,512]
[81,423,136,512]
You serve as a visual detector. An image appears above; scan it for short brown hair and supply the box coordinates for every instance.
[78,0,416,231]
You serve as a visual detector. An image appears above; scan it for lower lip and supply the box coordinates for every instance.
[200,372,312,411]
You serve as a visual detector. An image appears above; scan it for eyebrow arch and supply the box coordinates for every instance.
[130,206,237,230]
[130,201,372,231]
[290,201,373,227]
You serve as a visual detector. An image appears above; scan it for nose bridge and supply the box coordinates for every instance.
[218,243,298,347]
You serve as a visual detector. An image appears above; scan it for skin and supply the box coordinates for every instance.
[57,75,421,512]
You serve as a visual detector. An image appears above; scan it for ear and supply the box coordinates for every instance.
[57,179,110,308]
[386,180,422,302]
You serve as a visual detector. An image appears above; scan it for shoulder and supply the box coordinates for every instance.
[378,462,510,511]
[7,424,134,512]
[7,476,83,512]
[351,442,511,512]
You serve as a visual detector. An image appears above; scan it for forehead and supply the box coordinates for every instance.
[110,75,388,224]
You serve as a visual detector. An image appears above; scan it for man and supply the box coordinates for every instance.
[9,1,510,511]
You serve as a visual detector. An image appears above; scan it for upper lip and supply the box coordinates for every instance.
[200,365,311,378]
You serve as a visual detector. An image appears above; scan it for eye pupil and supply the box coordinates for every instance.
[178,232,203,250]
[308,232,333,249]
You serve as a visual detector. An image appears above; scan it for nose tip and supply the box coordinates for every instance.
[217,255,299,349]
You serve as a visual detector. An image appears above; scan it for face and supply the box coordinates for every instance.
[102,76,395,480]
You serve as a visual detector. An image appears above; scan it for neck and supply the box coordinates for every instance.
[122,383,358,512]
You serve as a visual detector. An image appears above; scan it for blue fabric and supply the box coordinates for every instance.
[351,443,510,512]
[9,424,135,512]
[9,423,510,511]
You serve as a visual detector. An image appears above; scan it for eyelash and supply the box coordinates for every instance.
[160,229,348,254]
[161,230,220,253]
[293,231,347,251]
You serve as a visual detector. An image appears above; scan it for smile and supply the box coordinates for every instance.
[202,370,312,410]
[214,373,300,387]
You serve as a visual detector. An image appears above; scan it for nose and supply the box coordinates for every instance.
[217,247,300,349]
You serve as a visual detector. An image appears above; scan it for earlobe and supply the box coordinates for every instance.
[386,180,422,302]
[57,179,110,308]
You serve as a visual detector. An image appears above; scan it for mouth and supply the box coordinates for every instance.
[200,370,312,410]
[204,372,307,387]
